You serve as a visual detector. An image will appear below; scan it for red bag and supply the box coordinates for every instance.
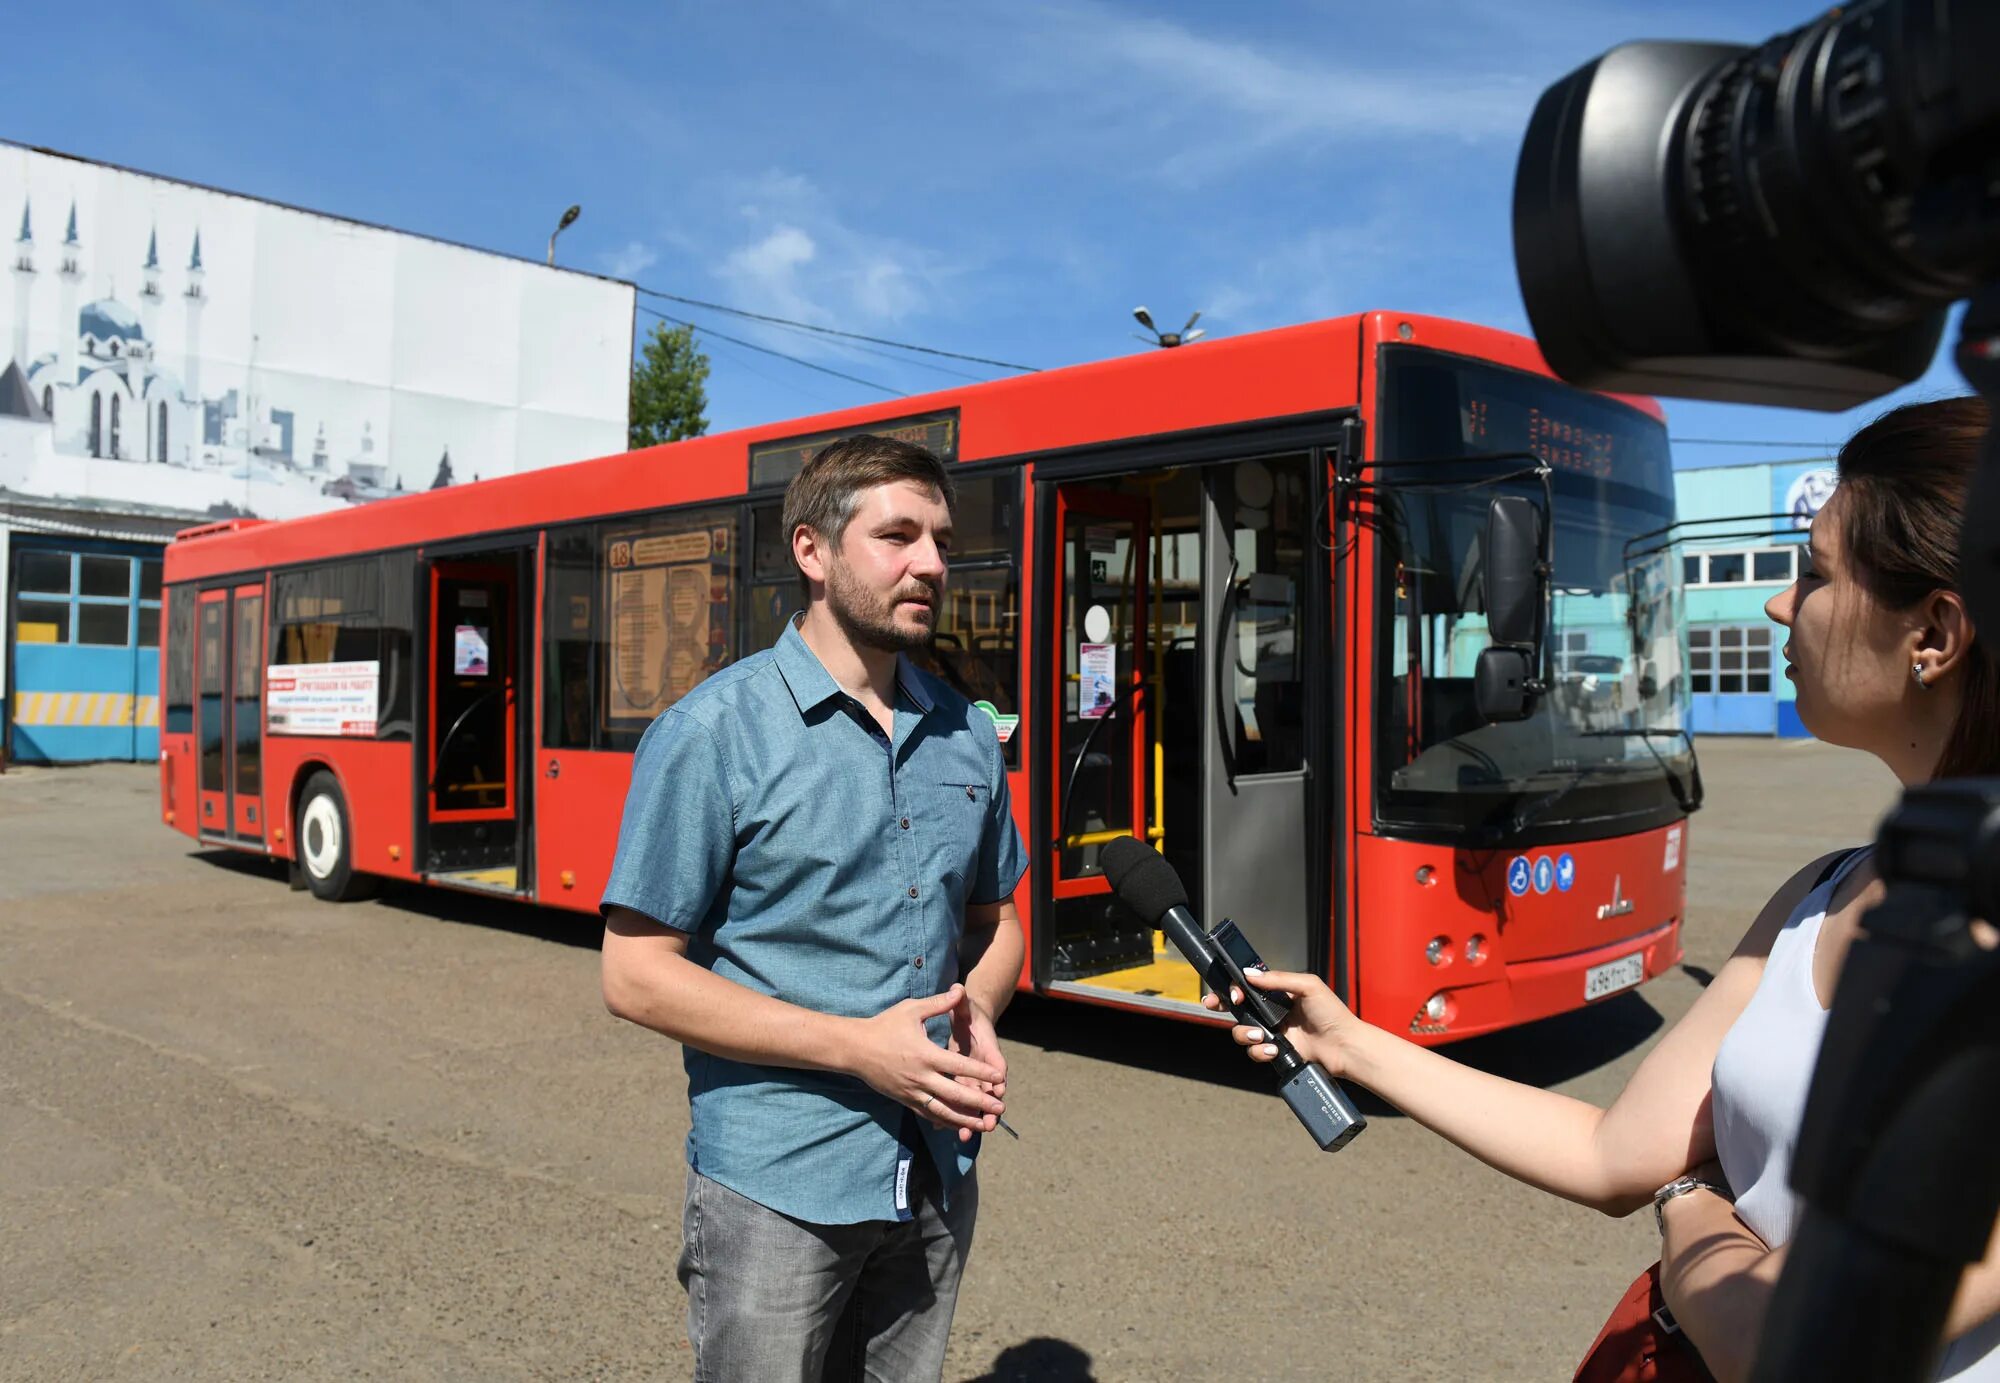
[1572,1261,1713,1383]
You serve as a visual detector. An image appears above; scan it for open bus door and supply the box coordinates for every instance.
[1038,455,1325,1015]
[419,552,530,894]
[194,581,266,841]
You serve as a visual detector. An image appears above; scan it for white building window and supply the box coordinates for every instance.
[1689,625,1774,695]
[1687,547,1798,587]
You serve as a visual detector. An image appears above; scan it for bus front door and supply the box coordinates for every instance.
[195,582,266,842]
[1037,457,1323,1014]
[422,559,523,892]
[1043,486,1162,995]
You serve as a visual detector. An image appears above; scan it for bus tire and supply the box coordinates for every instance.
[295,771,377,903]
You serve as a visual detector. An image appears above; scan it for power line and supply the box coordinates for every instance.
[640,305,906,398]
[1669,437,1839,448]
[635,285,1039,373]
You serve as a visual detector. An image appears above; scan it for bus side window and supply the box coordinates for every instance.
[595,506,738,751]
[909,469,1023,766]
[543,524,597,751]
[163,585,197,734]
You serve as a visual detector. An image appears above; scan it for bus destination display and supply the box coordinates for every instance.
[749,410,960,489]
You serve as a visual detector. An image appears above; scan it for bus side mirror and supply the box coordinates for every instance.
[1475,646,1536,722]
[1482,496,1544,648]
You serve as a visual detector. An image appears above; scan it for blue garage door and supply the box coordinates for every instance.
[9,545,163,763]
[1688,624,1775,734]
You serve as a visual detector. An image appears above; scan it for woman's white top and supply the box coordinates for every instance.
[1711,846,2000,1380]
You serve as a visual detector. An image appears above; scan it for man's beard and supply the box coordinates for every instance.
[824,556,939,654]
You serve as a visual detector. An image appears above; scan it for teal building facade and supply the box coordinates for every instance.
[1672,456,1836,737]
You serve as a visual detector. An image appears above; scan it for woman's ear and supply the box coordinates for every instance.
[1915,588,1975,683]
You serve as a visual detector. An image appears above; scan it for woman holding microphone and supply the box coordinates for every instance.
[1209,398,2000,1381]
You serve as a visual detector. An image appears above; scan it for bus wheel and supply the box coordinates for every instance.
[296,771,377,902]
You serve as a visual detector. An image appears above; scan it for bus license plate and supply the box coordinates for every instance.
[1584,953,1645,1002]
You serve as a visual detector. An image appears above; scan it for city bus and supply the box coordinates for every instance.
[158,311,1696,1043]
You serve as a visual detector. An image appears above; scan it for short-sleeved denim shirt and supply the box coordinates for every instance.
[602,617,1028,1226]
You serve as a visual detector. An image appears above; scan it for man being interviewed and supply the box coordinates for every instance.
[600,434,1028,1383]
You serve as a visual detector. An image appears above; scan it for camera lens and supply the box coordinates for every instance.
[1512,0,2000,410]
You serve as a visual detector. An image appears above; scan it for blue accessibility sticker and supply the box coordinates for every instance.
[1507,856,1532,897]
[1533,855,1555,895]
[1556,852,1577,893]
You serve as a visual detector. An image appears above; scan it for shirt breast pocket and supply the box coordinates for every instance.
[927,781,989,888]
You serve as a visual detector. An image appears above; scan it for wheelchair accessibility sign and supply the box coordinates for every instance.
[1507,856,1532,897]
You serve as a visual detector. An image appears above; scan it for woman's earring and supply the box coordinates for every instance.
[1913,660,1930,688]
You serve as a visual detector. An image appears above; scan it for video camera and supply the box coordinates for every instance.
[1509,3,2000,1378]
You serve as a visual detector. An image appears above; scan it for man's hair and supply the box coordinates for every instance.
[781,434,956,595]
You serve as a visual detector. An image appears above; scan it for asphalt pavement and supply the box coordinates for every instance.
[0,738,1902,1381]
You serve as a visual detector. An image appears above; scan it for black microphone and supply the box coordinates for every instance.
[1099,837,1366,1153]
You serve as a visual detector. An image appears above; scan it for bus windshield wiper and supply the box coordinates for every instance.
[1580,727,1703,814]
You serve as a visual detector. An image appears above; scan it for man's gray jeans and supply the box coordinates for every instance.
[677,1163,978,1382]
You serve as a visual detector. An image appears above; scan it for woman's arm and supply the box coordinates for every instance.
[1213,851,1847,1215]
[1660,1190,2000,1383]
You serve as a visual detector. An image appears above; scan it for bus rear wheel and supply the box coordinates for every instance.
[296,771,377,902]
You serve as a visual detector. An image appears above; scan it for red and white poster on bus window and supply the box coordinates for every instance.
[266,661,379,737]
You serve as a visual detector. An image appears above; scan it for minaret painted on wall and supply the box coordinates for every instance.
[182,229,204,403]
[57,201,81,387]
[10,200,31,371]
[139,226,162,359]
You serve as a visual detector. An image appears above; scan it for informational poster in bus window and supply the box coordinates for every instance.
[266,660,380,737]
[603,522,727,725]
[1079,642,1116,719]
[454,625,489,676]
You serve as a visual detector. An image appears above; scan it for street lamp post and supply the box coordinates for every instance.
[547,205,581,266]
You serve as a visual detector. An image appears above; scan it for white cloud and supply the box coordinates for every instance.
[713,173,958,332]
[601,240,659,282]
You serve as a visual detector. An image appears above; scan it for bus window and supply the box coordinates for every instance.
[600,507,737,749]
[378,552,415,741]
[907,470,1023,764]
[1218,457,1310,775]
[743,501,793,656]
[543,524,597,751]
[164,586,195,734]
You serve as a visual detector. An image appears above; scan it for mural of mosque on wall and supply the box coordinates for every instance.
[1,198,459,516]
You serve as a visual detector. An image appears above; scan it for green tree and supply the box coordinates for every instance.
[629,321,711,448]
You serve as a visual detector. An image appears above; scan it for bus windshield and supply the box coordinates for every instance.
[1372,346,1691,840]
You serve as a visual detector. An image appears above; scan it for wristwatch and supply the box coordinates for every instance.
[1653,1173,1728,1234]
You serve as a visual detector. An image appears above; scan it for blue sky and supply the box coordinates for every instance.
[4,0,1969,470]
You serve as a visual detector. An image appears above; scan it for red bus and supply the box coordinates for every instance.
[158,311,1694,1042]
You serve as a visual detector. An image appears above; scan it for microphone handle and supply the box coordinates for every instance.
[1157,905,1368,1152]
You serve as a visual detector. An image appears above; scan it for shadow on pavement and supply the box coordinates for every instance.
[958,1337,1096,1382]
[186,848,602,950]
[189,847,1666,1100]
[998,985,1665,1110]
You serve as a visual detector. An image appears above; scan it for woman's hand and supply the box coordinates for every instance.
[1200,967,1362,1075]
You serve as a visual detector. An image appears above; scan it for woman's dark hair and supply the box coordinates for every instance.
[1834,395,1997,778]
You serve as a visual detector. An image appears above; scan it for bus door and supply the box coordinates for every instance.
[1198,457,1318,973]
[1044,486,1159,990]
[1037,457,1322,1014]
[421,557,524,891]
[195,582,266,841]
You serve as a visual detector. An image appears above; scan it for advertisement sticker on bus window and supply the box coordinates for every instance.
[1664,825,1683,872]
[1079,643,1115,720]
[266,660,379,737]
[974,700,1020,744]
[454,625,489,676]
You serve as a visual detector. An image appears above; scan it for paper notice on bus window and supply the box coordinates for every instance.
[606,561,714,721]
[267,661,380,737]
[454,625,489,676]
[1079,643,1115,720]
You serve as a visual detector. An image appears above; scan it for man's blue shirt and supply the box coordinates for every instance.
[601,618,1028,1225]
